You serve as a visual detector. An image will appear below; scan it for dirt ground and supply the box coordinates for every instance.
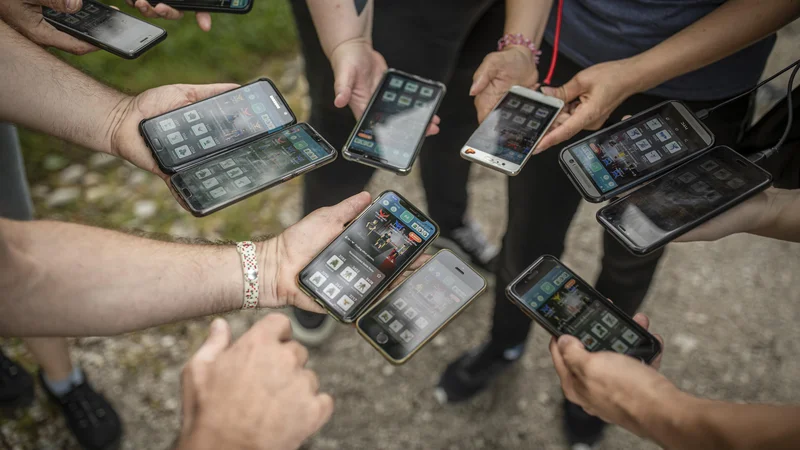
[2,20,799,450]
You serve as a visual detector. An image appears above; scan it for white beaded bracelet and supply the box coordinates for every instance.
[236,241,259,310]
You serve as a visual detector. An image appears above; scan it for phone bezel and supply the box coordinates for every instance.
[139,78,296,174]
[460,85,564,177]
[171,122,338,217]
[596,145,773,255]
[296,190,440,324]
[505,255,662,364]
[559,100,715,203]
[342,69,446,175]
[146,0,254,13]
[355,249,487,364]
[43,0,167,59]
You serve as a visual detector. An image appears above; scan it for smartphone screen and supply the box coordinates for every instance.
[565,101,712,195]
[141,80,294,172]
[43,0,164,57]
[345,71,444,171]
[510,257,661,362]
[464,91,560,165]
[299,191,439,323]
[357,250,485,362]
[150,0,251,10]
[173,123,336,215]
[599,146,772,253]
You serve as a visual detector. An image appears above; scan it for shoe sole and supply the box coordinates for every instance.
[430,237,496,272]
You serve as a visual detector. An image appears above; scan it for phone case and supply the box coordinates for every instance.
[296,190,441,324]
[596,146,773,255]
[147,0,254,13]
[139,78,296,175]
[505,255,661,364]
[342,69,446,175]
[355,250,486,365]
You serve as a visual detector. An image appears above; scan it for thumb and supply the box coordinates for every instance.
[38,0,82,13]
[541,76,582,104]
[470,62,497,97]
[327,191,372,226]
[185,83,240,103]
[557,334,590,377]
[192,318,232,363]
[333,66,356,109]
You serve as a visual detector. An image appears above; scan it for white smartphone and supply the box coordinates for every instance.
[460,86,563,176]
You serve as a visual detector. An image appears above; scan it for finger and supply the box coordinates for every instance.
[253,313,293,342]
[300,368,320,393]
[153,3,184,19]
[313,393,335,429]
[469,61,497,96]
[651,333,665,370]
[425,123,440,136]
[333,67,355,110]
[36,0,82,13]
[541,78,583,104]
[622,115,632,121]
[191,318,231,363]
[632,313,650,330]
[534,106,595,154]
[321,191,372,226]
[557,334,591,378]
[195,12,212,31]
[182,83,240,103]
[125,0,134,6]
[32,22,98,54]
[431,115,441,125]
[284,341,310,368]
[134,0,161,17]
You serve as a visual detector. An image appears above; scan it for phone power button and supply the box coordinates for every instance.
[376,332,389,344]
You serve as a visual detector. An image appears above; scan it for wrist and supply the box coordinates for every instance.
[645,385,705,449]
[328,37,372,64]
[256,239,280,308]
[622,55,665,96]
[106,94,135,159]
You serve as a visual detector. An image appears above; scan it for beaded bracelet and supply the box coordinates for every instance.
[497,33,542,65]
[236,241,259,310]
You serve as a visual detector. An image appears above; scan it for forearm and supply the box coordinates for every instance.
[625,0,800,94]
[503,0,553,46]
[305,0,373,58]
[0,218,247,336]
[0,20,129,155]
[751,188,800,242]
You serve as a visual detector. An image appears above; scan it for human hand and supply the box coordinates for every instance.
[470,46,539,123]
[329,39,440,136]
[0,0,98,54]
[535,59,642,154]
[177,316,333,450]
[549,313,678,439]
[127,0,212,32]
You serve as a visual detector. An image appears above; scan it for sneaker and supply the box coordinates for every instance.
[563,398,605,450]
[433,221,499,271]
[285,307,338,347]
[39,371,123,450]
[0,350,35,410]
[434,341,524,404]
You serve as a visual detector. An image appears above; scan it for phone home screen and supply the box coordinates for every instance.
[300,192,437,322]
[568,103,709,193]
[516,262,659,361]
[348,73,443,169]
[176,124,332,211]
[601,147,769,248]
[144,81,293,170]
[464,92,558,164]
[361,255,482,358]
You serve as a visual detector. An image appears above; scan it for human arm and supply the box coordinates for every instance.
[537,0,800,152]
[0,193,371,336]
[550,314,800,449]
[0,0,97,54]
[176,315,332,450]
[470,0,553,123]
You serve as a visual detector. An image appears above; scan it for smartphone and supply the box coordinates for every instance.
[559,100,715,203]
[460,85,563,176]
[42,0,166,59]
[357,250,485,364]
[597,145,773,255]
[171,123,337,217]
[147,0,253,13]
[298,191,440,323]
[139,79,295,174]
[506,255,661,363]
[342,69,445,175]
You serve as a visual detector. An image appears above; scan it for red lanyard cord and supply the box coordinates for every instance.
[543,0,564,86]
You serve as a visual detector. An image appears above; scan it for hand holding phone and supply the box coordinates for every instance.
[0,0,97,55]
[145,0,252,13]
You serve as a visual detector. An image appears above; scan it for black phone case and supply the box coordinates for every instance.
[43,3,166,59]
[146,0,254,13]
[505,255,662,364]
[596,146,773,256]
[139,78,295,175]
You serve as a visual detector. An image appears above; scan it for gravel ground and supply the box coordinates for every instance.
[2,21,799,450]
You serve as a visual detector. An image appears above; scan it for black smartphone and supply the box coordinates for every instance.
[147,0,253,13]
[506,255,661,363]
[171,123,337,217]
[357,250,486,364]
[342,69,445,175]
[42,0,166,59]
[298,191,440,323]
[597,145,773,255]
[139,79,295,174]
[559,100,715,203]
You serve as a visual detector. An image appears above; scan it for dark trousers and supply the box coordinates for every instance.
[291,0,504,233]
[490,44,754,347]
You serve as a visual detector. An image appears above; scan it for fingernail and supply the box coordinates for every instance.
[468,83,477,96]
[66,0,78,11]
[139,5,147,12]
[211,317,225,331]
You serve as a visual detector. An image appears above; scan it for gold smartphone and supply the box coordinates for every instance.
[356,249,486,364]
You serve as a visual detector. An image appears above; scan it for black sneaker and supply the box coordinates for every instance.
[39,371,123,450]
[434,341,524,404]
[434,221,499,271]
[0,350,35,410]
[285,307,337,347]
[563,398,606,450]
